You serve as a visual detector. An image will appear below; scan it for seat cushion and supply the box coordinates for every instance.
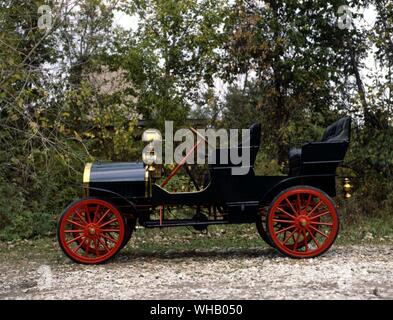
[210,122,261,169]
[289,147,302,175]
[321,116,351,142]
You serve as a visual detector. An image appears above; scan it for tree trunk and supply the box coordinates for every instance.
[267,0,287,165]
[348,40,380,129]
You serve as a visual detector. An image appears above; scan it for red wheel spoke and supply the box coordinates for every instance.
[306,226,320,248]
[307,200,323,216]
[276,207,296,220]
[72,239,86,253]
[303,229,309,252]
[100,228,120,233]
[310,221,333,226]
[275,224,296,235]
[85,205,92,223]
[84,239,91,256]
[309,210,330,220]
[97,209,111,225]
[65,229,84,233]
[285,197,298,215]
[100,233,117,243]
[93,205,100,223]
[282,228,298,245]
[94,239,100,257]
[305,193,312,209]
[99,218,118,228]
[98,237,111,252]
[66,235,84,245]
[297,193,302,211]
[293,231,301,251]
[273,219,294,223]
[74,209,88,225]
[309,225,328,238]
[67,219,85,229]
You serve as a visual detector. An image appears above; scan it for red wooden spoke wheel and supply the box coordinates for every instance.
[71,205,107,256]
[57,198,125,264]
[266,186,339,258]
[275,202,320,251]
[258,202,320,250]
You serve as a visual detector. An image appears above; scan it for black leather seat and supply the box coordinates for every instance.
[211,123,261,168]
[289,117,351,176]
[288,147,302,173]
[241,122,262,167]
[205,123,261,184]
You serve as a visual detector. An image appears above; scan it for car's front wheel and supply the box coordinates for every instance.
[57,198,126,264]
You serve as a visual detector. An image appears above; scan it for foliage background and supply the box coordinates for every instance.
[0,0,392,240]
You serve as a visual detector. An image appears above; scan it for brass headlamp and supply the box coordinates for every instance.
[343,177,352,199]
[142,129,162,196]
[83,162,92,197]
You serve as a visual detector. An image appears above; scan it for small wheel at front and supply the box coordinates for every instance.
[266,186,339,258]
[57,198,126,264]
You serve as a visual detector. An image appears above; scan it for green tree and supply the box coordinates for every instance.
[220,1,371,164]
[115,0,229,130]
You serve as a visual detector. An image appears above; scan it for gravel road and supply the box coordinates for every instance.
[0,245,392,300]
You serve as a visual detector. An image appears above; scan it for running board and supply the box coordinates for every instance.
[142,219,229,228]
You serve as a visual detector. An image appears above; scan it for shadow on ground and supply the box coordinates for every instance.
[115,246,280,263]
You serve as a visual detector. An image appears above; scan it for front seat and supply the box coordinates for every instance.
[289,116,351,176]
[211,122,261,169]
[204,123,261,186]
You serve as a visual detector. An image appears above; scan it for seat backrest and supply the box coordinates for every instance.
[243,123,261,166]
[321,116,351,143]
[248,123,262,148]
[210,123,261,170]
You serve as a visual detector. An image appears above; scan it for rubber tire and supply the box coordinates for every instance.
[256,208,275,248]
[120,218,136,249]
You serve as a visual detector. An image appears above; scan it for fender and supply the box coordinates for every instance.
[261,174,337,206]
[84,185,138,217]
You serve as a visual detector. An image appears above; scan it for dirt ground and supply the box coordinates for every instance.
[0,244,392,300]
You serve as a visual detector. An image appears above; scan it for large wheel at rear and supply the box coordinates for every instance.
[257,205,320,250]
[57,198,126,264]
[256,207,275,247]
[266,186,339,258]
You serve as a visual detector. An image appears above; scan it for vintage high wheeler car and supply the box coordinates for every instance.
[57,117,352,264]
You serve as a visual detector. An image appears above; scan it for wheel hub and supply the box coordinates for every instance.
[85,224,100,237]
[297,216,309,228]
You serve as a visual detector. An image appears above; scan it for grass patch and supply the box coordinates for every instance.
[337,214,393,244]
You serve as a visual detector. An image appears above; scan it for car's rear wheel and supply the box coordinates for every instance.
[266,186,339,258]
[57,198,126,264]
[256,207,275,247]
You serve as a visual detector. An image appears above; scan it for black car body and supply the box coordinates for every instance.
[84,117,351,223]
[58,117,352,263]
